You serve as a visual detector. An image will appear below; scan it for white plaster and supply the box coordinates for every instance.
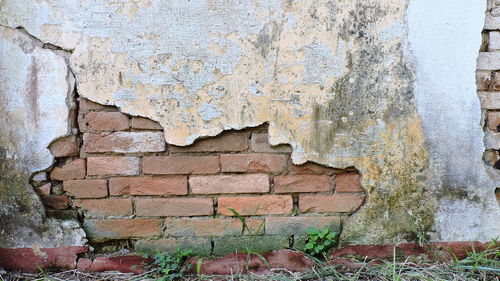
[408,0,500,241]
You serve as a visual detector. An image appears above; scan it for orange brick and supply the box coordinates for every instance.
[289,161,341,175]
[35,183,51,196]
[143,156,220,175]
[250,133,292,153]
[487,111,500,131]
[83,132,165,153]
[78,98,113,114]
[218,195,293,216]
[109,176,187,196]
[82,111,129,132]
[492,72,500,91]
[87,157,139,176]
[164,218,263,237]
[476,71,492,91]
[335,173,363,192]
[170,132,248,152]
[50,159,86,180]
[135,198,213,216]
[299,194,365,213]
[274,175,331,193]
[48,136,79,157]
[63,179,108,198]
[130,117,163,130]
[190,174,269,194]
[220,154,287,173]
[84,219,161,241]
[73,198,132,217]
[41,195,69,209]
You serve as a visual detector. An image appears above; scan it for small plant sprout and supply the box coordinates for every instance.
[144,249,193,281]
[304,226,337,257]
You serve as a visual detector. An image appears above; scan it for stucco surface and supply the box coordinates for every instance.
[0,0,498,245]
[0,26,86,248]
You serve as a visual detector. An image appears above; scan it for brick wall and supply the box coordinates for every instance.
[477,1,500,204]
[31,98,366,255]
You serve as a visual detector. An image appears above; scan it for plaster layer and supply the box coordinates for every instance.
[0,0,498,244]
[0,26,86,248]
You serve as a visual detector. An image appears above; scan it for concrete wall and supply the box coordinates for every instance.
[0,0,498,253]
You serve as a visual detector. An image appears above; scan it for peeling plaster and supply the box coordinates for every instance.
[0,0,498,245]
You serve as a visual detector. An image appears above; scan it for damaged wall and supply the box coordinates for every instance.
[0,0,498,251]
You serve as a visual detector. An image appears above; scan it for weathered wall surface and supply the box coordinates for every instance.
[0,26,86,248]
[0,0,498,251]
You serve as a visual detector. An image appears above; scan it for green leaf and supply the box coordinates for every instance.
[305,242,314,249]
[305,227,320,235]
[321,228,329,235]
[324,240,332,246]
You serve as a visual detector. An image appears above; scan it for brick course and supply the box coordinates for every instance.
[218,195,293,216]
[190,174,269,194]
[87,157,139,176]
[109,176,187,196]
[135,198,214,217]
[143,156,220,175]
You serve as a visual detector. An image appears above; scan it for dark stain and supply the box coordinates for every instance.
[26,58,40,129]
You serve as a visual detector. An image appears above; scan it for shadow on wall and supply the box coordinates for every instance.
[32,97,367,256]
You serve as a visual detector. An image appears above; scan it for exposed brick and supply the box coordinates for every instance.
[41,195,70,209]
[135,198,213,216]
[212,236,289,256]
[218,195,293,216]
[491,72,500,91]
[489,31,500,50]
[220,154,287,174]
[478,91,500,109]
[87,157,139,176]
[170,132,248,152]
[265,216,341,235]
[487,112,500,131]
[476,71,492,91]
[35,183,51,196]
[73,199,132,217]
[477,52,500,70]
[84,219,161,242]
[109,176,187,196]
[135,238,211,256]
[63,179,108,198]
[83,132,165,153]
[274,175,331,193]
[49,136,79,157]
[164,218,264,237]
[50,159,86,180]
[485,13,500,30]
[250,133,292,153]
[143,156,220,175]
[289,161,340,175]
[190,174,269,194]
[335,173,363,192]
[299,194,365,213]
[78,98,113,114]
[131,117,163,130]
[83,112,129,132]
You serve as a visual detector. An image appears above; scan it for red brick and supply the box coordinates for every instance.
[41,195,69,209]
[164,218,264,237]
[299,194,365,213]
[63,179,108,198]
[289,162,341,175]
[220,154,287,174]
[218,195,293,216]
[83,132,165,153]
[84,219,161,241]
[335,173,363,192]
[73,198,132,217]
[87,157,139,176]
[89,256,148,274]
[82,112,129,132]
[131,117,163,130]
[170,132,248,152]
[48,136,79,157]
[78,98,113,114]
[476,71,492,91]
[492,72,500,91]
[190,174,269,194]
[274,175,331,193]
[143,156,220,175]
[109,176,187,196]
[250,133,292,153]
[487,111,500,131]
[35,183,51,196]
[135,198,213,216]
[50,159,86,180]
